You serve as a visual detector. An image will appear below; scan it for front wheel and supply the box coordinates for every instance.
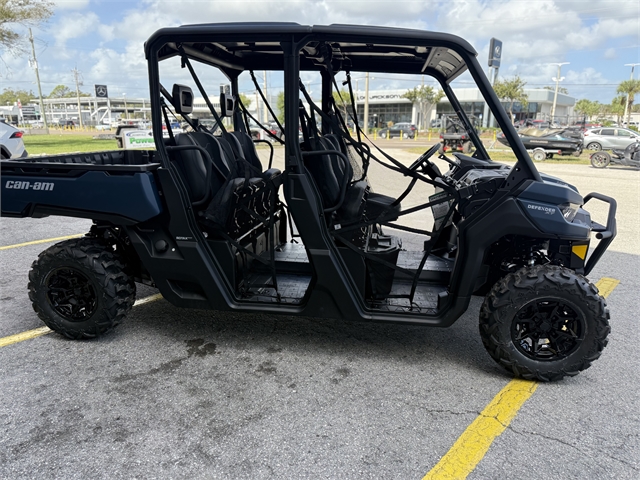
[590,151,611,168]
[28,238,136,339]
[479,265,610,381]
[379,131,387,139]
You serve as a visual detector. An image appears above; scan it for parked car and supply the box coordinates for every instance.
[378,122,417,139]
[58,119,75,128]
[583,127,640,151]
[0,120,27,159]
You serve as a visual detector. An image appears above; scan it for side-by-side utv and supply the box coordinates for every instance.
[1,24,617,381]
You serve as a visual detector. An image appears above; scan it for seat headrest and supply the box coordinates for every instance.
[172,84,193,114]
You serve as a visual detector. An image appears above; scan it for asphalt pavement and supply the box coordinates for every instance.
[0,151,638,479]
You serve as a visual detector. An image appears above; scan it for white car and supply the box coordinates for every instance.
[0,121,28,159]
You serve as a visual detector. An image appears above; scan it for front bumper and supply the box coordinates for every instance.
[582,192,617,275]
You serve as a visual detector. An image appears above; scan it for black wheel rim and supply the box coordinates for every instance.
[45,267,98,322]
[511,298,585,361]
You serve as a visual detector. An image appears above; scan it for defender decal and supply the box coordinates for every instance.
[526,203,555,215]
[5,180,55,191]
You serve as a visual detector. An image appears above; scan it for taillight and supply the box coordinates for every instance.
[439,134,443,139]
[10,131,23,139]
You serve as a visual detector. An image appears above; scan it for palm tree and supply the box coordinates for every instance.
[617,79,640,126]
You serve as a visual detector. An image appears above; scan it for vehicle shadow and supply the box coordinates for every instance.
[113,291,502,380]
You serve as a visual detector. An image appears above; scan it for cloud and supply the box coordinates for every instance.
[49,11,100,49]
[52,0,90,10]
[11,0,638,104]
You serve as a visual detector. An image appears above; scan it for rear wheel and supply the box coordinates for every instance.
[479,265,610,381]
[462,141,472,153]
[531,149,546,162]
[28,238,136,339]
[590,151,611,168]
[586,142,602,151]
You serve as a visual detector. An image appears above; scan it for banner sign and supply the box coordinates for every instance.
[488,38,502,68]
[122,129,155,149]
[95,85,109,98]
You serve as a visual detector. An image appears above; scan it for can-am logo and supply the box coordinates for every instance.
[5,180,54,191]
[527,203,555,215]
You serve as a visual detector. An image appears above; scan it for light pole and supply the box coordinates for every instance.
[362,74,375,134]
[122,93,128,120]
[28,28,47,129]
[363,73,370,135]
[623,63,640,125]
[550,62,569,123]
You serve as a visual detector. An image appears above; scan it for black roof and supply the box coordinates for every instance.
[145,23,478,82]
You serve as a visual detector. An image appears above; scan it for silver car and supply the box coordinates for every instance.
[583,127,640,151]
[0,121,28,159]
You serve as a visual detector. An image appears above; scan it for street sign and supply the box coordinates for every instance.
[95,85,109,98]
[488,38,502,68]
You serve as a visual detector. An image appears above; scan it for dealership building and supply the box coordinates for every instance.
[352,88,577,128]
[1,87,576,128]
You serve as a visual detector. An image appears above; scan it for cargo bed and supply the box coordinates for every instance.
[1,150,163,224]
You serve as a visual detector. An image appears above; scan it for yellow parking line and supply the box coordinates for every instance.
[0,326,52,348]
[134,293,163,306]
[0,293,163,349]
[0,234,84,251]
[424,379,539,479]
[595,277,620,299]
[423,276,619,479]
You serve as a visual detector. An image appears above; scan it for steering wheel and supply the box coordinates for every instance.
[408,143,442,179]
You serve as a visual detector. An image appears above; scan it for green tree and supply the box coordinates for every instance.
[543,85,569,95]
[574,99,601,120]
[616,79,640,125]
[493,76,528,122]
[402,85,444,130]
[0,0,54,53]
[275,91,285,124]
[332,88,354,120]
[47,84,90,98]
[237,93,251,110]
[607,96,626,124]
[47,84,72,98]
[0,86,34,104]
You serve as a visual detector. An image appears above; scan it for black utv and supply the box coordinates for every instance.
[1,24,617,381]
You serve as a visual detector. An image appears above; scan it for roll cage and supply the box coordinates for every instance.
[145,22,540,184]
[136,22,554,326]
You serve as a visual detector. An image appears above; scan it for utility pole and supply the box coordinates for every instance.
[364,72,370,135]
[263,71,269,123]
[550,62,569,123]
[28,28,48,128]
[623,63,640,126]
[72,66,84,128]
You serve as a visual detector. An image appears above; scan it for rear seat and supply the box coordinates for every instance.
[171,132,278,238]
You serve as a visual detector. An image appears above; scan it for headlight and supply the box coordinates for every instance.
[559,202,581,222]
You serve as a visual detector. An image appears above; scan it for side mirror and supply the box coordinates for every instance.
[172,84,193,115]
[219,93,235,117]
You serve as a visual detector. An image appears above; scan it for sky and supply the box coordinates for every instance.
[1,0,639,103]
